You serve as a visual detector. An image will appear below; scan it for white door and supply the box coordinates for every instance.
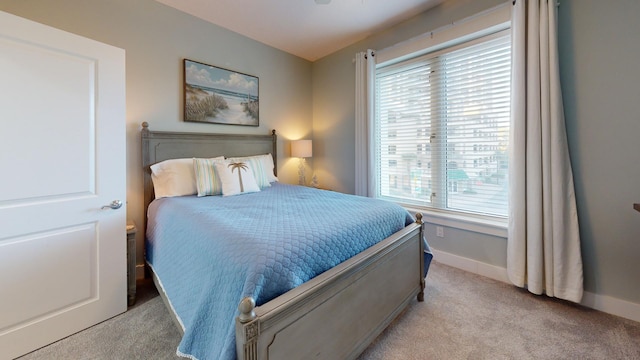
[0,11,126,359]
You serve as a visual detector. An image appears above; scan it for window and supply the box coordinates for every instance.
[375,31,511,218]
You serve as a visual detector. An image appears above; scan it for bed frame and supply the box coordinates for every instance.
[141,122,425,360]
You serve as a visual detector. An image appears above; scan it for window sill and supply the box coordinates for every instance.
[402,205,508,238]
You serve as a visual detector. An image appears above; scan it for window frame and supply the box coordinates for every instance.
[372,5,511,235]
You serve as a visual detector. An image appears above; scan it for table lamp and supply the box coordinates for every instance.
[291,139,312,185]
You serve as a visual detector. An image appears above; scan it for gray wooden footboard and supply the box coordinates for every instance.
[236,218,425,360]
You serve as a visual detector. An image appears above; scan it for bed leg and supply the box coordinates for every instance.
[416,212,425,303]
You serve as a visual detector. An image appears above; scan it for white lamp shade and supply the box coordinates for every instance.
[291,139,312,158]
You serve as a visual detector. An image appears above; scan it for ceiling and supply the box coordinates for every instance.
[155,0,444,61]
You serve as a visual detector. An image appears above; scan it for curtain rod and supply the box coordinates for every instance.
[352,50,375,63]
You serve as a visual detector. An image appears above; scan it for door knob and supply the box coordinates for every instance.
[102,200,123,210]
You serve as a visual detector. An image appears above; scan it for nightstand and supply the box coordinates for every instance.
[126,221,137,306]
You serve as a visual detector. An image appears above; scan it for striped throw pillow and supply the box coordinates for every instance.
[194,157,226,196]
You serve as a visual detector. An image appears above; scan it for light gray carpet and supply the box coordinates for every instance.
[18,262,640,359]
[359,263,640,359]
[17,279,182,360]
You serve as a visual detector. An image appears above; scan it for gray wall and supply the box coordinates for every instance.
[0,0,313,269]
[312,0,640,306]
[558,0,640,303]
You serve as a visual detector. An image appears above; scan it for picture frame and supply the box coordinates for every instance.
[183,59,259,126]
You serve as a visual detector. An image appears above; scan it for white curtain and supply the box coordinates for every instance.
[355,49,376,197]
[508,0,583,303]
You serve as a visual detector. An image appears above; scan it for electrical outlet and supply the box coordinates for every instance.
[436,226,444,238]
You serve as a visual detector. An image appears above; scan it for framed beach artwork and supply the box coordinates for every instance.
[183,59,259,126]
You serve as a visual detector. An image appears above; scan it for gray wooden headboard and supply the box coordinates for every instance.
[141,122,277,220]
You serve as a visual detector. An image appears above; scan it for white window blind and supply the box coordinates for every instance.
[375,31,511,218]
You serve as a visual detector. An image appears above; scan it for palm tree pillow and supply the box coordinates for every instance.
[213,161,261,196]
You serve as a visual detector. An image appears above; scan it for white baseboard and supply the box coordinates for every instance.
[431,249,509,283]
[431,249,640,323]
[136,264,145,280]
[580,291,640,323]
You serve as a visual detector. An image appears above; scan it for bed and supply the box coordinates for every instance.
[141,122,433,360]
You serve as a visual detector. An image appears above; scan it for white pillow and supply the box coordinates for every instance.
[194,157,227,196]
[150,157,222,198]
[214,160,261,196]
[227,154,277,188]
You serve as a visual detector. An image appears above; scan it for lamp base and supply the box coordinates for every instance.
[297,158,307,186]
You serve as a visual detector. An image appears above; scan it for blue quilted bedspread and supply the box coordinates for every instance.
[146,183,431,360]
